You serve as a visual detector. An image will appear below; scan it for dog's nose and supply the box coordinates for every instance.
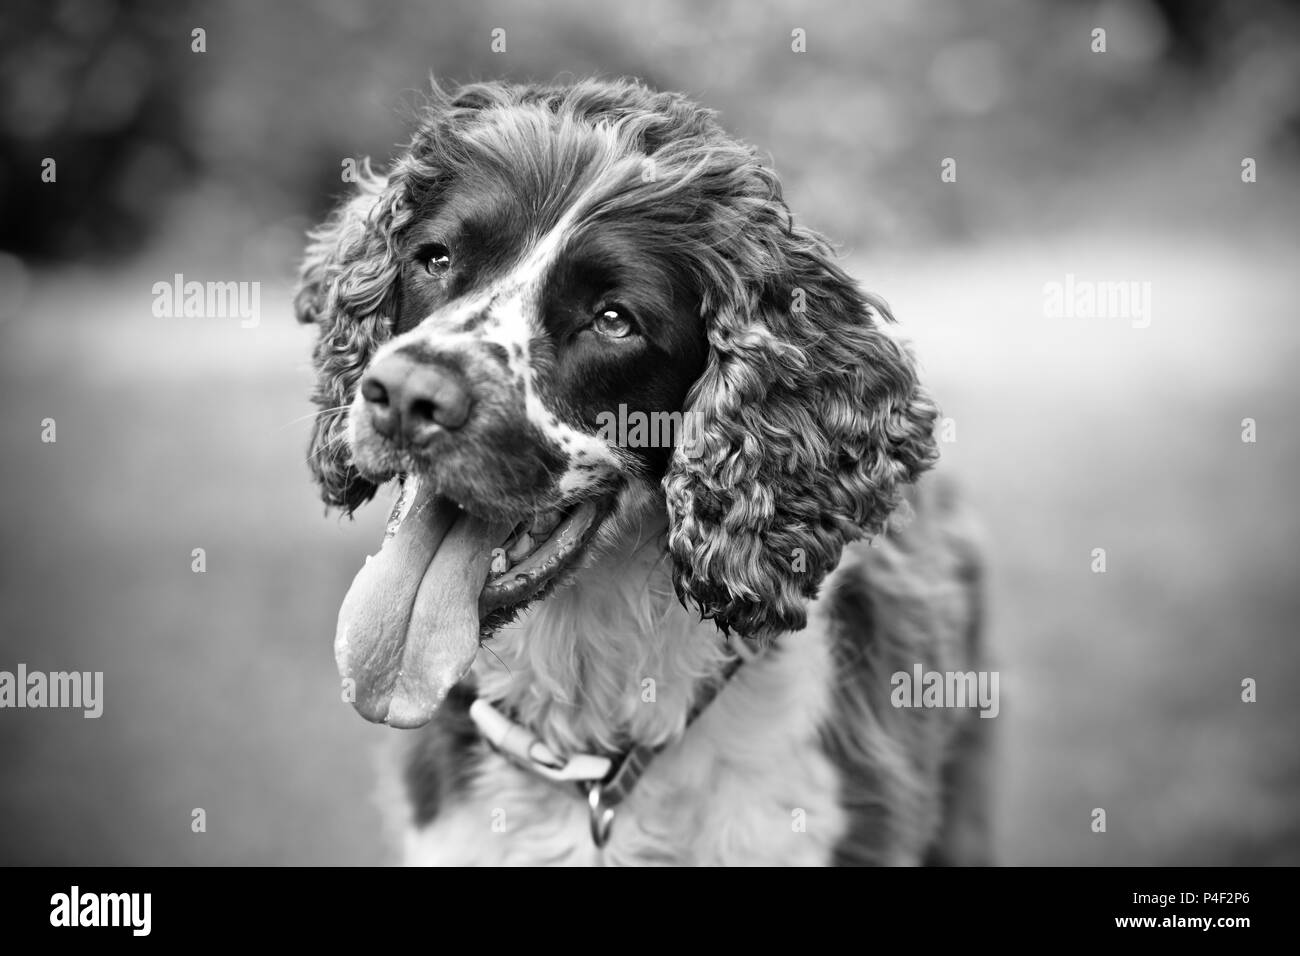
[360,354,471,444]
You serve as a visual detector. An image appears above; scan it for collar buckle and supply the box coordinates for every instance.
[468,650,746,849]
[468,698,612,783]
[586,783,616,849]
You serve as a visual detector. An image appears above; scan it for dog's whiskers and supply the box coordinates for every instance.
[278,405,351,432]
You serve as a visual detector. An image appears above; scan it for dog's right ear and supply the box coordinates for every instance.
[295,78,524,329]
[295,164,402,512]
[295,165,391,326]
[296,80,513,512]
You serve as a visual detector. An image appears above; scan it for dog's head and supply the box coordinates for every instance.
[297,79,938,726]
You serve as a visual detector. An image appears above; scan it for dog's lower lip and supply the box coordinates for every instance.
[479,496,616,613]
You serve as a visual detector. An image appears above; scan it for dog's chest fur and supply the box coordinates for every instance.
[399,534,849,866]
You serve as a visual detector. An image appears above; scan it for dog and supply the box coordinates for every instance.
[295,77,992,865]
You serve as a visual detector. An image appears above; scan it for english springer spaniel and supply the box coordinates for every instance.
[296,78,991,866]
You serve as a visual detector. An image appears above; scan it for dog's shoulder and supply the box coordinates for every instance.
[813,472,989,864]
[401,682,483,828]
[829,472,983,651]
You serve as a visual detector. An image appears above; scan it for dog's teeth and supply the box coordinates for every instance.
[489,549,509,576]
[530,510,560,536]
[507,533,534,562]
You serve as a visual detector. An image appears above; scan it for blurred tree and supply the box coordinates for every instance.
[2,0,1296,263]
[0,0,201,261]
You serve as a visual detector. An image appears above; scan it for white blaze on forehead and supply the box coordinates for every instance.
[361,144,642,493]
[370,179,627,494]
[475,203,624,494]
[365,286,497,369]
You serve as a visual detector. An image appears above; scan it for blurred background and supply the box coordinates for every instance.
[1,0,1297,865]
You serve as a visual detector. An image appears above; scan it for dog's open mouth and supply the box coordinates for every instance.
[334,475,614,728]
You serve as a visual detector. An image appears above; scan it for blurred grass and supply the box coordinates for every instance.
[0,279,393,864]
[1,225,1297,864]
[888,234,1300,865]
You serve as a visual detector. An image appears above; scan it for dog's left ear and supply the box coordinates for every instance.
[664,221,939,640]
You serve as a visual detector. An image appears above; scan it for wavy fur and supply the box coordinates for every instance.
[300,76,988,866]
[295,163,397,511]
[297,78,938,636]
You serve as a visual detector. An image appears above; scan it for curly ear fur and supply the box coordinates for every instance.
[295,162,406,512]
[294,81,558,513]
[297,83,514,513]
[294,77,721,514]
[664,199,939,640]
[298,77,937,615]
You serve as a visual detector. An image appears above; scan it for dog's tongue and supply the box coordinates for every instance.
[335,478,510,728]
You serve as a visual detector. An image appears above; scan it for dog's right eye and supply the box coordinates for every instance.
[417,243,452,278]
[592,304,636,340]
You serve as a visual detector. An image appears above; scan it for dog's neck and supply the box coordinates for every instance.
[473,502,733,756]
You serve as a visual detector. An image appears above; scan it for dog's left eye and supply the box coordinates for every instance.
[418,243,452,278]
[592,305,635,339]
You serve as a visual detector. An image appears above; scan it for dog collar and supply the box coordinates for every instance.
[469,655,745,849]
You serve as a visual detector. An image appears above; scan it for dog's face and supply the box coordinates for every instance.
[353,154,708,520]
[297,80,939,726]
